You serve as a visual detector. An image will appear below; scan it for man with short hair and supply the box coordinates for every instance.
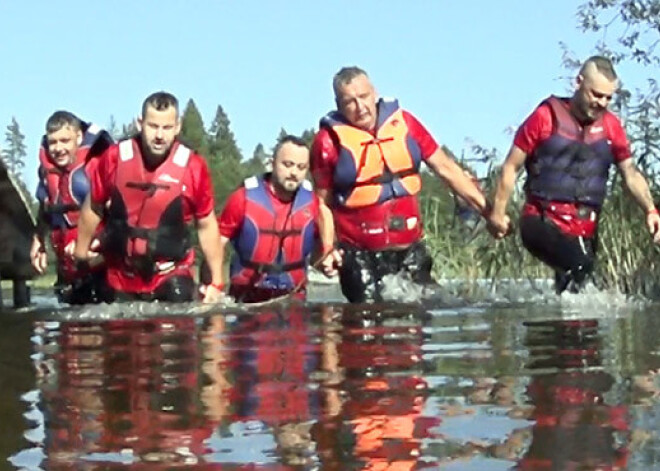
[311,66,491,302]
[489,56,660,293]
[214,135,339,303]
[31,111,113,304]
[74,92,224,303]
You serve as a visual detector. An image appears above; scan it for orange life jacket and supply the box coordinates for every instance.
[321,99,423,208]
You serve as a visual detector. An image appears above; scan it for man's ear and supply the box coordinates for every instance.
[76,130,83,146]
[135,117,143,133]
[575,74,584,90]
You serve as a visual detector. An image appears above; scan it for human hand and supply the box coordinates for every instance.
[30,236,48,274]
[646,210,660,244]
[487,212,511,239]
[318,248,343,277]
[66,238,103,266]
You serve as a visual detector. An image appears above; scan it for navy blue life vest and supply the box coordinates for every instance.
[524,96,615,209]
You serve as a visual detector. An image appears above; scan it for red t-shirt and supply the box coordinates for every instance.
[515,99,631,237]
[311,109,439,250]
[91,139,215,293]
[514,99,631,163]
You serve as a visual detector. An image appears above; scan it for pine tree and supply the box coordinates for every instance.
[301,128,317,147]
[245,143,268,175]
[202,105,244,210]
[1,117,27,180]
[180,99,209,156]
[120,120,138,140]
[107,115,121,141]
[208,105,241,162]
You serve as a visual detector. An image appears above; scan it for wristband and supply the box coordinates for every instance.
[648,208,659,216]
[208,282,225,291]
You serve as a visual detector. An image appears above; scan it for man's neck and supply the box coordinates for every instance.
[140,143,169,170]
[266,176,294,202]
[568,97,595,126]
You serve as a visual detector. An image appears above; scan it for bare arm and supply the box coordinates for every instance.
[317,199,336,252]
[197,211,223,286]
[31,205,49,273]
[73,195,102,260]
[618,158,660,242]
[425,147,489,214]
[315,187,333,206]
[618,159,656,212]
[491,145,528,220]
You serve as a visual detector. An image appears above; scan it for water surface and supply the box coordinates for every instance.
[2,283,660,470]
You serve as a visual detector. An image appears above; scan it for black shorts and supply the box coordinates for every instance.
[56,270,113,305]
[520,214,597,292]
[111,275,195,303]
[338,241,433,303]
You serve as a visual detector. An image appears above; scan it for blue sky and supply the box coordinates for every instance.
[0,1,649,193]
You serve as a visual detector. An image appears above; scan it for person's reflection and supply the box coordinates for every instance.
[37,322,106,466]
[37,318,216,468]
[200,313,232,430]
[314,305,439,470]
[512,319,630,470]
[230,305,322,467]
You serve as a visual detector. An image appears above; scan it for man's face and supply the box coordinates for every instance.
[46,125,82,169]
[335,74,378,131]
[272,142,309,195]
[139,104,180,159]
[573,69,618,123]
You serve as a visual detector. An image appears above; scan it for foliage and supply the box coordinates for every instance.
[2,117,27,180]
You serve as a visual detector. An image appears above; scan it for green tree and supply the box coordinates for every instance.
[119,120,138,140]
[107,115,122,141]
[208,105,241,162]
[576,0,660,168]
[245,143,268,175]
[301,128,316,148]
[204,105,244,210]
[2,117,27,180]
[180,99,209,156]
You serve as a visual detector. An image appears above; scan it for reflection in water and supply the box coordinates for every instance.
[4,300,660,469]
[517,319,629,470]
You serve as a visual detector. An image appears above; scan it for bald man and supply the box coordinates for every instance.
[488,55,660,294]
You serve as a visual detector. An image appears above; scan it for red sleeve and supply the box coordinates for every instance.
[603,112,631,163]
[513,103,554,155]
[310,128,338,190]
[401,111,439,159]
[218,187,246,239]
[90,145,117,205]
[188,154,215,219]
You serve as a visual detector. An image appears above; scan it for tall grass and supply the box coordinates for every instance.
[421,172,660,296]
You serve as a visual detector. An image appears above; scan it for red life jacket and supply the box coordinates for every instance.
[230,175,317,292]
[104,139,192,279]
[37,122,111,228]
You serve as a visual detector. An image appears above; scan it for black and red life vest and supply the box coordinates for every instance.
[104,139,192,278]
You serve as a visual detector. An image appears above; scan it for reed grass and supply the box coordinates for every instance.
[421,173,660,296]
